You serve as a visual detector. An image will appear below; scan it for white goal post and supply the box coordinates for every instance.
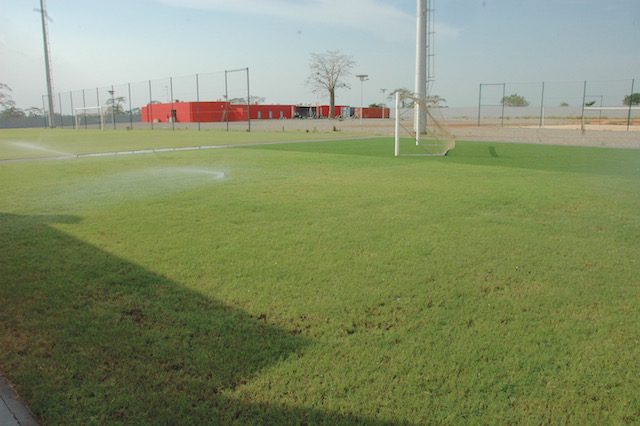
[394,91,456,157]
[582,106,640,131]
[74,106,109,130]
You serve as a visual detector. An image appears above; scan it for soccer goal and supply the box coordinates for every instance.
[394,92,455,157]
[74,106,109,130]
[582,106,640,131]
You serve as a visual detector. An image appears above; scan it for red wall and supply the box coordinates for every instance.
[141,102,193,122]
[190,102,227,122]
[317,105,347,118]
[248,105,296,120]
[141,102,389,122]
[356,107,390,119]
[142,102,296,123]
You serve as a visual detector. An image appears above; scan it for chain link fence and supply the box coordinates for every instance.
[475,78,639,130]
[32,69,251,131]
[2,75,638,132]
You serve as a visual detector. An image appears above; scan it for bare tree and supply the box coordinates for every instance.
[306,50,355,119]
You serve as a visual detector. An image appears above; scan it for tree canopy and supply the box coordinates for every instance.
[306,50,355,118]
[501,93,530,107]
[624,93,640,106]
[0,83,16,110]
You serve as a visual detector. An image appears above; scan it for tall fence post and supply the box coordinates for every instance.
[41,95,48,128]
[501,83,506,128]
[195,73,201,131]
[627,78,635,132]
[110,85,116,130]
[58,93,63,128]
[148,80,154,130]
[70,91,75,129]
[170,76,175,131]
[539,81,545,128]
[477,84,482,127]
[82,89,87,129]
[246,67,251,133]
[225,70,229,132]
[128,82,133,129]
[581,80,587,132]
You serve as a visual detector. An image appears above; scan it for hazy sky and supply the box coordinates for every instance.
[1,0,639,109]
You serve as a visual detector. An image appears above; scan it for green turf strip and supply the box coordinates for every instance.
[1,129,639,424]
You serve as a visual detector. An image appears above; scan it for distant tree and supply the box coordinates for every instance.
[584,100,597,107]
[229,96,265,105]
[306,50,355,119]
[0,107,25,118]
[369,103,382,108]
[623,93,640,106]
[426,95,447,107]
[0,82,16,111]
[105,96,127,114]
[388,88,413,108]
[387,89,446,108]
[560,102,570,107]
[25,107,44,117]
[501,93,530,107]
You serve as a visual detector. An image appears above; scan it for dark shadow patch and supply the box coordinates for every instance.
[0,212,398,425]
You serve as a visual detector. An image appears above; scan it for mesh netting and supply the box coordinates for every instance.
[395,94,456,156]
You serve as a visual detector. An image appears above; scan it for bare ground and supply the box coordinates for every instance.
[221,118,640,150]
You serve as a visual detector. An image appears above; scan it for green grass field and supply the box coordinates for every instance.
[1,129,639,424]
[0,128,365,160]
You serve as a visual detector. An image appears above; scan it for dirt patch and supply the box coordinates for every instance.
[234,118,640,149]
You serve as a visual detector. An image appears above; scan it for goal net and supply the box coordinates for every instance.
[582,106,640,131]
[74,106,109,130]
[394,92,455,157]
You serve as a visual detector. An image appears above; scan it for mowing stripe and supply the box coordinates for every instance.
[0,136,386,164]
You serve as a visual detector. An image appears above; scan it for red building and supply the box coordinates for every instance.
[355,107,391,119]
[141,102,296,123]
[141,102,390,123]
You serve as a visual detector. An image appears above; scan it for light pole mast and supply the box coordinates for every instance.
[414,0,427,138]
[356,74,369,126]
[38,0,55,128]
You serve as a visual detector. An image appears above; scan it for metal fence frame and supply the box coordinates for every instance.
[39,68,251,132]
[477,78,639,131]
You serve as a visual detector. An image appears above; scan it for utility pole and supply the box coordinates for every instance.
[356,74,369,126]
[381,88,387,118]
[37,0,55,128]
[108,87,116,129]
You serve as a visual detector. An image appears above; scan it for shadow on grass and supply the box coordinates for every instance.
[0,213,398,425]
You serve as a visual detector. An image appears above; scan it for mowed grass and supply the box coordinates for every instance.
[0,128,365,160]
[1,129,639,424]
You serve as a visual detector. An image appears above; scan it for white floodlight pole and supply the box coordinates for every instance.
[356,74,369,126]
[395,91,401,157]
[415,0,427,143]
[38,0,55,128]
